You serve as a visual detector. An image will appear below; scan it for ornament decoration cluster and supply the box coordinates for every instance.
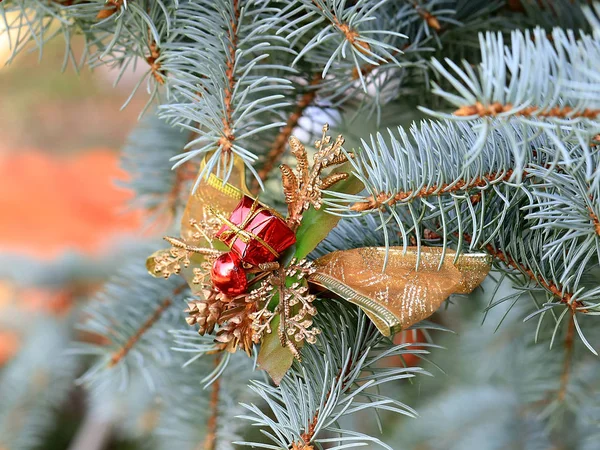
[147,124,493,379]
[148,125,351,360]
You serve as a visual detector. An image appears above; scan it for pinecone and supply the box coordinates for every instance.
[215,303,255,355]
[184,298,224,335]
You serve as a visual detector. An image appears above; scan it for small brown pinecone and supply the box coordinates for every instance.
[215,305,255,355]
[184,299,224,335]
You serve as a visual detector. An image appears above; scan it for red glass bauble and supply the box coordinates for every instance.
[211,252,248,296]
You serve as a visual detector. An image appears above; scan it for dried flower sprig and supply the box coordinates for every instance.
[247,282,276,341]
[152,236,223,279]
[269,259,320,360]
[188,217,223,243]
[281,124,352,230]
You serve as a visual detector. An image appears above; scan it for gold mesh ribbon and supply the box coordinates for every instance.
[309,247,491,336]
[180,156,250,244]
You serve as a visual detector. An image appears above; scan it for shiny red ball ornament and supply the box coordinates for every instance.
[211,252,248,296]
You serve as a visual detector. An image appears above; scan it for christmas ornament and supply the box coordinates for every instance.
[211,252,248,296]
[185,297,223,335]
[147,125,492,379]
[214,196,296,265]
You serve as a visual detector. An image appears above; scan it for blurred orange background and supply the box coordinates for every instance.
[0,27,146,259]
[0,26,149,365]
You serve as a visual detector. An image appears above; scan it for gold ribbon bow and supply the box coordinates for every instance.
[151,154,491,339]
[309,247,491,336]
[180,159,249,245]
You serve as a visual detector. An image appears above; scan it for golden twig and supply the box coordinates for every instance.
[153,237,223,280]
[282,124,351,230]
[163,236,223,257]
[271,259,319,361]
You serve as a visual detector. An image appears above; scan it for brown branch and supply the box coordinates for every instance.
[252,75,321,190]
[146,39,165,85]
[107,284,186,368]
[291,413,317,450]
[351,170,515,212]
[201,358,222,450]
[454,102,600,120]
[557,311,576,402]
[462,233,584,310]
[96,0,123,19]
[312,0,370,54]
[218,0,241,155]
[486,243,579,307]
[108,298,172,367]
[589,207,600,236]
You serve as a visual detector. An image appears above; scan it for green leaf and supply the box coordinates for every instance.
[257,315,295,385]
[294,168,364,259]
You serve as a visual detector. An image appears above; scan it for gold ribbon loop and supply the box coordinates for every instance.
[309,247,491,336]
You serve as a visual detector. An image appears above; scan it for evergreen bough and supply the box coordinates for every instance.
[1,1,599,448]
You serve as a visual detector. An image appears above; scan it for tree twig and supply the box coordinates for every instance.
[454,102,600,119]
[311,0,370,54]
[218,0,241,155]
[557,311,575,402]
[201,357,222,450]
[291,358,353,449]
[351,170,515,212]
[463,233,583,309]
[252,74,321,191]
[107,284,186,367]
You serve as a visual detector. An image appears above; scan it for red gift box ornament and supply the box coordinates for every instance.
[214,196,296,266]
